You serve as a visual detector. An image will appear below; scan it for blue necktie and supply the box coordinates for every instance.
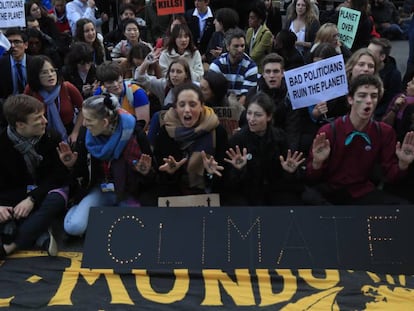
[344,131,371,146]
[15,62,25,93]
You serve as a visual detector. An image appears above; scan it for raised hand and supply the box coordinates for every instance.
[133,154,152,175]
[56,142,78,168]
[311,132,330,169]
[159,155,188,174]
[224,145,248,170]
[145,48,161,65]
[393,94,406,112]
[201,151,224,177]
[280,149,305,173]
[396,131,414,170]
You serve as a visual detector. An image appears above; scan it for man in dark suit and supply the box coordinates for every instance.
[0,28,32,130]
[185,0,215,59]
[0,28,31,99]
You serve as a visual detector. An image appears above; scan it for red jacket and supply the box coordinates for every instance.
[24,81,83,126]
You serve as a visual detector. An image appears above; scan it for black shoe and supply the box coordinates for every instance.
[0,243,6,260]
[1,220,17,244]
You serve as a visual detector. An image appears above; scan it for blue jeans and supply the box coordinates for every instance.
[64,187,141,236]
[64,187,118,236]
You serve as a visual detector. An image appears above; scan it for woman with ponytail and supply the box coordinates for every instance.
[59,94,155,237]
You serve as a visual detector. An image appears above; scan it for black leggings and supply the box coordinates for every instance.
[14,192,66,248]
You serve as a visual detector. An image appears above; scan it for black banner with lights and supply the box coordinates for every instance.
[82,206,414,274]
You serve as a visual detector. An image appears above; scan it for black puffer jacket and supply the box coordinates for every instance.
[225,125,304,205]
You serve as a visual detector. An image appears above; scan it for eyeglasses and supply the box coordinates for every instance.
[104,77,123,90]
[39,68,58,77]
[9,40,24,46]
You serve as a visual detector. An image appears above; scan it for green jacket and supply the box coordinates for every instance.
[246,24,273,73]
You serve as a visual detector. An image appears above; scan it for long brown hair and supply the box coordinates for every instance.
[74,18,105,65]
[286,0,318,26]
[166,59,192,89]
[166,23,197,56]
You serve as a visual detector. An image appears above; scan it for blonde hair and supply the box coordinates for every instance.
[314,23,338,44]
[345,48,379,82]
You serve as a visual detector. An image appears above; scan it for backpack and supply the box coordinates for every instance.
[98,79,141,110]
[124,79,137,106]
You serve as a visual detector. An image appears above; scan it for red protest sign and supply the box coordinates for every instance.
[156,0,185,16]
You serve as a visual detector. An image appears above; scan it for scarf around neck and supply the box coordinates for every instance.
[164,106,219,189]
[86,109,136,161]
[39,85,68,142]
[7,126,43,178]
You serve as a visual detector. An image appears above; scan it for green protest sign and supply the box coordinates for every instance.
[338,7,361,49]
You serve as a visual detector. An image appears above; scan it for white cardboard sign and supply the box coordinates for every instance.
[284,54,348,110]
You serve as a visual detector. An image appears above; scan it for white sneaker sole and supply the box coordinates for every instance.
[47,229,58,257]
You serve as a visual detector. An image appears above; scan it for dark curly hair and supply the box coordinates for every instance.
[215,8,239,32]
[64,42,94,70]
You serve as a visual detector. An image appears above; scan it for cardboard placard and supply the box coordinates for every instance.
[338,7,361,49]
[213,106,243,138]
[284,55,348,109]
[158,193,220,207]
[0,0,25,28]
[156,0,185,16]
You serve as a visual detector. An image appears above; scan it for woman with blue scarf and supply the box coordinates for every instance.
[25,55,84,143]
[59,94,155,237]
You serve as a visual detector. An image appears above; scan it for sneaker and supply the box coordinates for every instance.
[46,228,58,257]
[1,220,17,244]
[0,242,6,260]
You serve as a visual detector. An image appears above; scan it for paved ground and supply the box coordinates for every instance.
[390,40,409,78]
